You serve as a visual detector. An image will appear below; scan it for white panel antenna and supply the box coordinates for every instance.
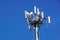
[34,6,36,13]
[25,10,30,18]
[41,11,44,19]
[26,18,30,30]
[37,8,40,16]
[48,16,51,23]
[28,25,31,30]
[25,10,27,18]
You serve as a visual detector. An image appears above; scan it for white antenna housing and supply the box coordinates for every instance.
[28,25,31,30]
[34,6,36,13]
[25,11,30,18]
[25,10,27,18]
[41,11,44,19]
[37,8,40,16]
[48,16,51,23]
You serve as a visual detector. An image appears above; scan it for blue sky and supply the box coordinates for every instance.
[0,0,60,40]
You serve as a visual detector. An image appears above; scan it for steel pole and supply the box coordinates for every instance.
[35,26,39,40]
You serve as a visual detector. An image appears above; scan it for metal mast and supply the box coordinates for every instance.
[35,25,39,40]
[25,6,51,40]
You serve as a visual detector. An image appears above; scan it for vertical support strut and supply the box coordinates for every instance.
[35,25,39,40]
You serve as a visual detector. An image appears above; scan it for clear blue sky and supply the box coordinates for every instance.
[0,0,60,40]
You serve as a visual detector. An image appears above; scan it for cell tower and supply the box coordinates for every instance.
[25,6,51,40]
